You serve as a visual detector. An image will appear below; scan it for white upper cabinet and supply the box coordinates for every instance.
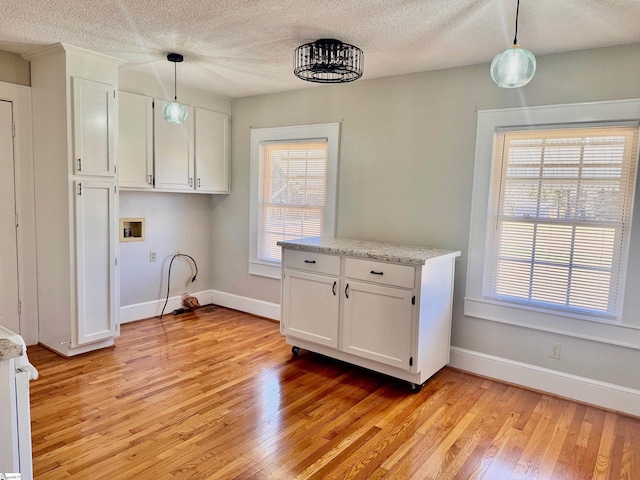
[118,94,229,194]
[195,107,230,193]
[72,77,115,177]
[153,99,195,191]
[118,91,153,189]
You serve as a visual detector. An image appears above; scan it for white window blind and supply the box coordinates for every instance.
[258,140,328,263]
[484,125,639,320]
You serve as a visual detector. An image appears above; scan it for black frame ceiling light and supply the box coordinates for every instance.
[294,39,363,83]
[490,0,536,88]
[162,53,189,124]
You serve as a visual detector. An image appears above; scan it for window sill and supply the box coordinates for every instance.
[464,296,640,349]
[248,261,281,280]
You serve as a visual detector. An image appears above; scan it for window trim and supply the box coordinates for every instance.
[249,123,340,279]
[465,99,640,349]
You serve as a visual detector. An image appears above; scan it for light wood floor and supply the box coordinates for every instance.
[28,306,639,479]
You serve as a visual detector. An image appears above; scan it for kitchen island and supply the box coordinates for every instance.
[278,237,460,390]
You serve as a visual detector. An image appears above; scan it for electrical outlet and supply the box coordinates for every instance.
[549,343,561,359]
[149,251,157,262]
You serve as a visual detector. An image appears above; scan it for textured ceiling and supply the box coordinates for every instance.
[1,0,640,99]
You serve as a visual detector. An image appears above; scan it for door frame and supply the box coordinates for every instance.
[0,81,38,345]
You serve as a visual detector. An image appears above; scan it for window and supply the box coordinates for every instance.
[485,126,638,320]
[466,99,640,347]
[249,123,339,279]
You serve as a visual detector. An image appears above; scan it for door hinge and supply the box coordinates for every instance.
[114,165,117,174]
[15,212,18,228]
[409,356,413,367]
[115,258,118,266]
[18,300,21,315]
[12,122,16,137]
[114,185,117,194]
[113,90,116,99]
[412,296,415,305]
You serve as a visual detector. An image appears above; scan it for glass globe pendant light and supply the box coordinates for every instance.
[490,0,536,88]
[162,53,189,124]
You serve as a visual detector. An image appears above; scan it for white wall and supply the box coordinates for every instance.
[211,43,640,392]
[118,71,231,311]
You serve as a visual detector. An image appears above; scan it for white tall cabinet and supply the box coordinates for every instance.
[279,238,460,390]
[25,43,123,356]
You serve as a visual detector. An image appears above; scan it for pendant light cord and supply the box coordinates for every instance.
[513,0,520,45]
[173,62,178,101]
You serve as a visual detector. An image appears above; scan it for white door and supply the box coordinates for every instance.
[342,281,413,369]
[282,270,340,348]
[0,100,20,334]
[72,77,115,176]
[74,179,117,345]
[154,99,194,191]
[118,91,153,189]
[195,108,229,193]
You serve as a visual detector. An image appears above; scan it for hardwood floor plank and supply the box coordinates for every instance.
[27,306,640,479]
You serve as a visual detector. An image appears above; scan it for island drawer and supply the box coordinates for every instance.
[283,249,341,276]
[344,258,415,289]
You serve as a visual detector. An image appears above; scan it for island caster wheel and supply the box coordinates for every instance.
[291,346,301,356]
[410,382,422,393]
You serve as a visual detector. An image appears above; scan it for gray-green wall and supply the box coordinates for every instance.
[211,43,640,390]
[0,50,30,86]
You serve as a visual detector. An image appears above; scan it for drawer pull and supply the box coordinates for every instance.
[332,281,336,296]
[370,270,384,275]
[304,260,316,264]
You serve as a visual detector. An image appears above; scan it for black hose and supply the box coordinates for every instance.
[159,254,198,319]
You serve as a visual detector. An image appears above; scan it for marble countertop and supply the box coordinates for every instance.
[277,237,461,266]
[0,338,23,360]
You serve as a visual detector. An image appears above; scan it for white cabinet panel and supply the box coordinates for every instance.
[154,99,194,191]
[118,91,153,189]
[74,180,117,345]
[72,77,115,177]
[195,107,229,193]
[342,281,413,369]
[282,270,340,348]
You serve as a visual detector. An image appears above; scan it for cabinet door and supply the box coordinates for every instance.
[72,77,115,177]
[195,108,229,193]
[282,270,340,348]
[154,99,194,191]
[342,281,413,369]
[74,179,117,345]
[118,91,153,189]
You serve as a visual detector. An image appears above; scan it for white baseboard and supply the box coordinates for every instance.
[119,290,214,324]
[209,289,280,321]
[450,347,640,417]
[119,289,280,324]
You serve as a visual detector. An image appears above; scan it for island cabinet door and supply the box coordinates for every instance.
[282,270,340,348]
[342,281,413,370]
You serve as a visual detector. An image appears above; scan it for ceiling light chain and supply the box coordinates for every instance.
[490,0,536,89]
[162,53,189,124]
